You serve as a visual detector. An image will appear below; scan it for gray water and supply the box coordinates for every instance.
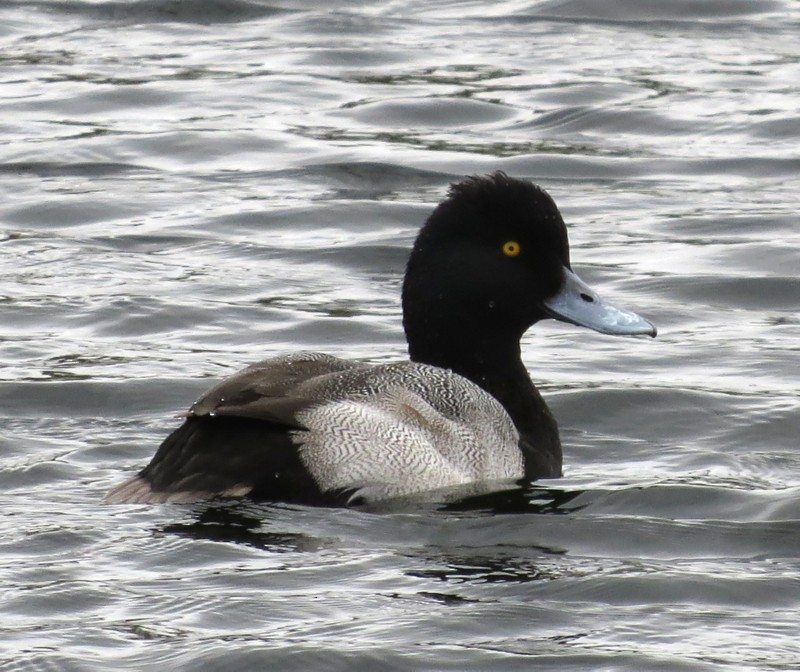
[2,1,799,670]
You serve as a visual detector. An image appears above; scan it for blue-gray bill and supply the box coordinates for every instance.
[543,267,657,337]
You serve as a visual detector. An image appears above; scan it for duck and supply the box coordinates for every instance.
[105,172,656,506]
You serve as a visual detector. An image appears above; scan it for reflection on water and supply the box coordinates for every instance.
[2,0,799,669]
[407,551,565,585]
[442,485,588,516]
[159,503,339,553]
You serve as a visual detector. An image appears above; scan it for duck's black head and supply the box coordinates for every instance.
[402,172,655,369]
[404,172,572,345]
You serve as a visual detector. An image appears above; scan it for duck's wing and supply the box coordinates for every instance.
[187,351,368,421]
[105,356,524,506]
[104,353,368,505]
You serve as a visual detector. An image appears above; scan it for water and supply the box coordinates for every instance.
[1,0,799,669]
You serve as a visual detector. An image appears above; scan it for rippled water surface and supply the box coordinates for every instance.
[2,1,799,670]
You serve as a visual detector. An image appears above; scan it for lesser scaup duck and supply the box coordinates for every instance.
[106,172,655,506]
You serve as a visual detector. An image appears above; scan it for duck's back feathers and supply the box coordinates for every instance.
[105,352,524,505]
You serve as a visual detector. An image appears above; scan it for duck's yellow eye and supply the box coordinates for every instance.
[502,240,521,257]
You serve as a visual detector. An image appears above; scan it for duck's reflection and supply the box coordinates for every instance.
[440,483,587,515]
[157,483,587,556]
[160,502,339,553]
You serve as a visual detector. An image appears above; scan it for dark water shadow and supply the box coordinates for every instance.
[156,483,589,552]
[439,483,588,516]
[159,502,340,553]
[396,486,587,589]
[405,548,566,586]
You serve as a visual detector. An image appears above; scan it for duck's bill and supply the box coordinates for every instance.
[542,267,657,337]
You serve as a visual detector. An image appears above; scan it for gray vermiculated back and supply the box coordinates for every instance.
[192,352,523,500]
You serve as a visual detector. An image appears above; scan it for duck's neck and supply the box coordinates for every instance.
[407,327,562,478]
